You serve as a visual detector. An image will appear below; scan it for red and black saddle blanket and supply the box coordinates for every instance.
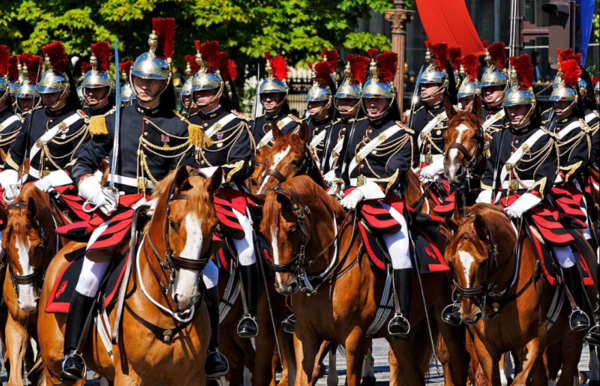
[214,187,248,236]
[524,223,594,287]
[549,183,588,229]
[53,185,91,222]
[55,194,150,243]
[45,248,130,313]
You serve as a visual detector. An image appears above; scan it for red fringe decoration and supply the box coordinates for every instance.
[481,40,488,49]
[42,42,68,73]
[430,43,448,69]
[91,41,112,72]
[152,17,176,59]
[349,54,369,84]
[461,54,479,81]
[264,52,270,61]
[194,40,200,52]
[558,48,573,63]
[269,55,288,82]
[120,60,133,78]
[228,60,238,82]
[559,58,582,87]
[314,61,332,85]
[448,46,462,70]
[199,41,221,71]
[81,62,92,74]
[8,56,18,81]
[376,50,397,83]
[321,48,339,73]
[185,55,200,75]
[25,55,42,82]
[488,42,506,69]
[509,54,534,89]
[368,48,377,59]
[219,51,237,82]
[0,45,9,76]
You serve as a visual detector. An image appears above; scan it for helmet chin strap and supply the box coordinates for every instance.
[0,89,9,105]
[362,96,394,120]
[194,84,223,108]
[420,82,447,101]
[308,98,331,118]
[335,98,360,114]
[16,97,41,114]
[85,87,111,109]
[261,91,289,114]
[49,85,70,110]
[130,73,172,103]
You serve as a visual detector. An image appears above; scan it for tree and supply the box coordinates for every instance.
[0,0,394,81]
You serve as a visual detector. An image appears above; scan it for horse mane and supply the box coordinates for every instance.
[262,175,346,231]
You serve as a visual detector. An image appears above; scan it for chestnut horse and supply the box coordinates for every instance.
[0,185,65,386]
[445,204,596,385]
[261,176,468,386]
[38,166,219,385]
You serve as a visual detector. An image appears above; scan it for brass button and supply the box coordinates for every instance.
[515,140,519,144]
[49,119,53,123]
[144,132,149,136]
[368,129,372,133]
[201,160,205,164]
[203,123,208,127]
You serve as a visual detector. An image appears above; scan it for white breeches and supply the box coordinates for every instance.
[552,245,577,269]
[202,260,219,289]
[232,208,256,266]
[380,203,413,270]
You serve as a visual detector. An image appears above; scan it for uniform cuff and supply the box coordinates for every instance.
[0,169,19,190]
[356,181,385,201]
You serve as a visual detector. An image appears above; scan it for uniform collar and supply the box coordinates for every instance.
[135,101,161,116]
[509,122,533,135]
[425,100,445,113]
[310,114,330,126]
[557,113,575,124]
[88,101,114,116]
[266,110,283,121]
[368,113,390,128]
[198,105,223,120]
[46,103,71,117]
[486,104,503,115]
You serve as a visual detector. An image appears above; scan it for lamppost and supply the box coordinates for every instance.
[385,0,415,113]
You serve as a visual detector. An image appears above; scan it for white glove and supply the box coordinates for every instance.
[476,189,493,204]
[0,169,19,204]
[33,178,54,193]
[419,158,445,182]
[323,170,336,185]
[504,193,541,219]
[340,189,364,210]
[90,189,119,216]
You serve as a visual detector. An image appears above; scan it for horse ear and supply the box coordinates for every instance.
[205,166,222,194]
[472,96,483,121]
[27,196,38,220]
[297,121,310,144]
[271,121,283,140]
[474,213,489,241]
[174,166,192,192]
[251,194,266,206]
[444,97,457,120]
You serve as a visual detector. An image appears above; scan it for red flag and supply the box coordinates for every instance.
[416,0,485,56]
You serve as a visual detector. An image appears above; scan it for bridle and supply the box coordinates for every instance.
[5,201,49,297]
[144,170,217,305]
[451,213,539,320]
[265,185,356,296]
[446,116,487,194]
[259,145,316,187]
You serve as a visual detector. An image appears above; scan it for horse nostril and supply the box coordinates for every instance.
[288,281,298,293]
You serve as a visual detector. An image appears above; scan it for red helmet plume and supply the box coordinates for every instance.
[8,56,18,81]
[460,54,479,81]
[120,60,133,78]
[430,43,448,69]
[348,54,369,85]
[91,41,112,72]
[152,17,176,59]
[488,42,506,69]
[0,45,9,76]
[269,55,289,82]
[376,51,398,83]
[199,41,221,71]
[185,55,200,75]
[42,42,68,73]
[448,46,462,71]
[509,54,534,89]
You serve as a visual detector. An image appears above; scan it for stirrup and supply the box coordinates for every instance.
[237,315,259,338]
[388,313,410,338]
[206,350,229,379]
[281,314,296,334]
[61,351,87,382]
[569,308,590,332]
[585,324,600,346]
[441,303,463,326]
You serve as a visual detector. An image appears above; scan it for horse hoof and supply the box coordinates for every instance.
[579,371,589,385]
[361,376,376,386]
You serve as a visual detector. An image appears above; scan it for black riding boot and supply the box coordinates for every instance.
[563,265,590,332]
[205,287,228,378]
[237,263,258,338]
[388,268,412,339]
[441,301,463,326]
[61,292,95,382]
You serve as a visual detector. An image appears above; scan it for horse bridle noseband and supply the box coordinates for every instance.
[260,147,316,186]
[446,116,486,194]
[5,201,48,296]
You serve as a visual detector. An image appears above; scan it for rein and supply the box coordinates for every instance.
[446,116,486,195]
[261,146,316,187]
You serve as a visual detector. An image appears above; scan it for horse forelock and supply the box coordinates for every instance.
[153,168,214,221]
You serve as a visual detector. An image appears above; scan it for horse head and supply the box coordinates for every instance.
[151,166,222,312]
[1,185,55,313]
[443,110,485,191]
[250,122,324,195]
[444,204,516,325]
[261,175,345,296]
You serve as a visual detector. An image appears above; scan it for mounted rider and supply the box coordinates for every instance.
[185,39,257,375]
[118,60,136,107]
[14,54,43,116]
[180,53,199,115]
[321,54,369,180]
[443,54,591,332]
[252,53,302,149]
[332,49,416,338]
[0,46,25,159]
[480,42,509,146]
[455,54,482,118]
[7,55,20,109]
[305,48,338,162]
[81,42,115,118]
[0,41,89,206]
[58,18,201,382]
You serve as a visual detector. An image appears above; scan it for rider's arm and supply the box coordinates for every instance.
[222,121,255,183]
[2,113,32,173]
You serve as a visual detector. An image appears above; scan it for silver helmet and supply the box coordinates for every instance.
[190,41,223,99]
[81,41,113,107]
[130,18,176,101]
[417,43,448,100]
[306,48,338,105]
[361,50,398,119]
[503,55,536,126]
[549,55,581,113]
[118,60,135,105]
[480,42,509,105]
[37,41,71,110]
[16,54,42,112]
[456,54,481,100]
[334,54,368,114]
[258,52,289,112]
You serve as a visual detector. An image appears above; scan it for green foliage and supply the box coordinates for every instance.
[0,0,394,83]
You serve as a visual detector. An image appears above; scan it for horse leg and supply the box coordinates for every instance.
[361,340,376,386]
[343,327,366,386]
[325,344,338,386]
[590,346,600,385]
[435,313,469,386]
[389,339,425,386]
[252,321,277,386]
[512,338,543,386]
[388,348,399,386]
[556,333,585,386]
[279,329,296,386]
[293,330,321,386]
[5,312,29,386]
[471,333,501,386]
[528,355,548,386]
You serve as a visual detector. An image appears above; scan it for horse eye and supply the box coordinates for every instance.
[286,226,297,235]
[169,220,179,231]
[291,160,302,167]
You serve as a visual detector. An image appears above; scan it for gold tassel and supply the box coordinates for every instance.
[88,115,108,136]
[188,124,213,148]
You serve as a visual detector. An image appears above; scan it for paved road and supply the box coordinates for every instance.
[5,338,596,385]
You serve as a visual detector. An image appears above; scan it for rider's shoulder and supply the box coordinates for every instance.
[231,110,252,122]
[87,107,116,136]
[287,114,303,123]
[413,106,425,114]
[395,121,414,135]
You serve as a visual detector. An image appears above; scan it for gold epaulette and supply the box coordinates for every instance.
[88,115,108,136]
[187,122,213,148]
[413,106,424,114]
[232,110,251,122]
[289,114,303,123]
[396,121,414,134]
